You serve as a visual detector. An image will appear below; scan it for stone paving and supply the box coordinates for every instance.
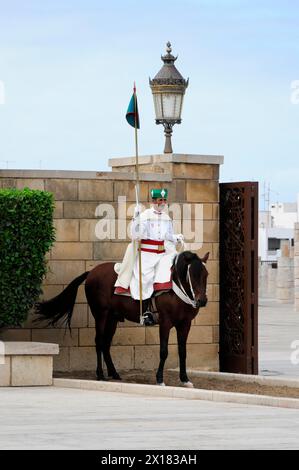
[1,386,299,450]
[259,298,299,377]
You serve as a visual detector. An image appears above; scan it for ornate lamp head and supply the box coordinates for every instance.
[150,42,189,153]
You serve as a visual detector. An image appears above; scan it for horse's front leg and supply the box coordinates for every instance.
[176,320,193,387]
[156,321,172,386]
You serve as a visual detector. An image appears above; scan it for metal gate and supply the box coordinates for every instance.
[219,182,258,374]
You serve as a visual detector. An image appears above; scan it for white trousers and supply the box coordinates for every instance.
[130,250,175,300]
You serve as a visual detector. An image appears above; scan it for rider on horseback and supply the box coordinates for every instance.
[114,188,184,326]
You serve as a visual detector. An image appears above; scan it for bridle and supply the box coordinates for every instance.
[172,253,200,309]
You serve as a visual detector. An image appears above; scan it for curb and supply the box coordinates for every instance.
[174,369,299,388]
[53,378,299,410]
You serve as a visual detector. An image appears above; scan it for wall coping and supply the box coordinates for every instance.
[0,154,224,180]
[109,153,224,167]
[2,341,59,356]
[0,170,172,182]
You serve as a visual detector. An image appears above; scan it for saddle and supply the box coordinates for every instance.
[113,289,168,324]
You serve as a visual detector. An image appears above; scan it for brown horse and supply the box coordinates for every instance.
[35,250,209,386]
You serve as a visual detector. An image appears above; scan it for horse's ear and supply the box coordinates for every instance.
[201,252,210,264]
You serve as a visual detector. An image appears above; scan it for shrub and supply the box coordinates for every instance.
[0,188,55,327]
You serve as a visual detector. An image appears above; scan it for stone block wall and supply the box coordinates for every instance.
[0,153,223,373]
[276,240,294,303]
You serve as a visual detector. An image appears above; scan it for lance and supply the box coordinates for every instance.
[132,84,143,323]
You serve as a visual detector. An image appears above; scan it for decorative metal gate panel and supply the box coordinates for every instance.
[219,182,258,374]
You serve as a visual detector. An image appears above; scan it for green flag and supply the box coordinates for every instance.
[126,85,140,129]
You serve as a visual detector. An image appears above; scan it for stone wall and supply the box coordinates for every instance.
[276,240,294,303]
[0,153,223,373]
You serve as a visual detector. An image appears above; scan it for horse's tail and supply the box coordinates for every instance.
[34,271,90,329]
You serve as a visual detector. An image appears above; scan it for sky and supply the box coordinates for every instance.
[0,0,298,205]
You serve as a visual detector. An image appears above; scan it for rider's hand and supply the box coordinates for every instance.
[175,233,184,244]
[134,205,141,218]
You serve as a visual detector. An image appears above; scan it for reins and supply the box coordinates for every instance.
[172,253,198,309]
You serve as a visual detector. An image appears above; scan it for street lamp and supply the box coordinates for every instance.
[150,42,189,153]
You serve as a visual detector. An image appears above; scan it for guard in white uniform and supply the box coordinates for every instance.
[114,188,184,325]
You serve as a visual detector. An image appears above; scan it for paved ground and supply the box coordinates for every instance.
[259,298,299,377]
[1,386,299,450]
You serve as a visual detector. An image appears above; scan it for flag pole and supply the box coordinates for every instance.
[133,83,143,323]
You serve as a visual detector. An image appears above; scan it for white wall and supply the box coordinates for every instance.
[259,228,268,261]
[270,202,297,228]
[259,197,298,261]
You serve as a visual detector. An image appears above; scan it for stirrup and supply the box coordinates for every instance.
[140,310,156,326]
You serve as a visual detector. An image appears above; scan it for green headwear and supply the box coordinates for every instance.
[150,188,168,199]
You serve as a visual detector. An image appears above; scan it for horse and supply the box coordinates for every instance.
[35,250,209,387]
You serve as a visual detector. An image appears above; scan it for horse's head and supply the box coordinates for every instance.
[174,251,209,309]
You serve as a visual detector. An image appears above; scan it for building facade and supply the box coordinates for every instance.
[259,200,298,262]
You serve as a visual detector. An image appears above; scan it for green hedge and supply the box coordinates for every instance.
[0,188,55,327]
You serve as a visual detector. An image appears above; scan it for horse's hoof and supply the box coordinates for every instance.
[109,374,122,381]
[96,376,107,381]
[157,382,166,387]
[181,381,194,388]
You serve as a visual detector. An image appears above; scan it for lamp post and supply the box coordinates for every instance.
[150,42,188,154]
